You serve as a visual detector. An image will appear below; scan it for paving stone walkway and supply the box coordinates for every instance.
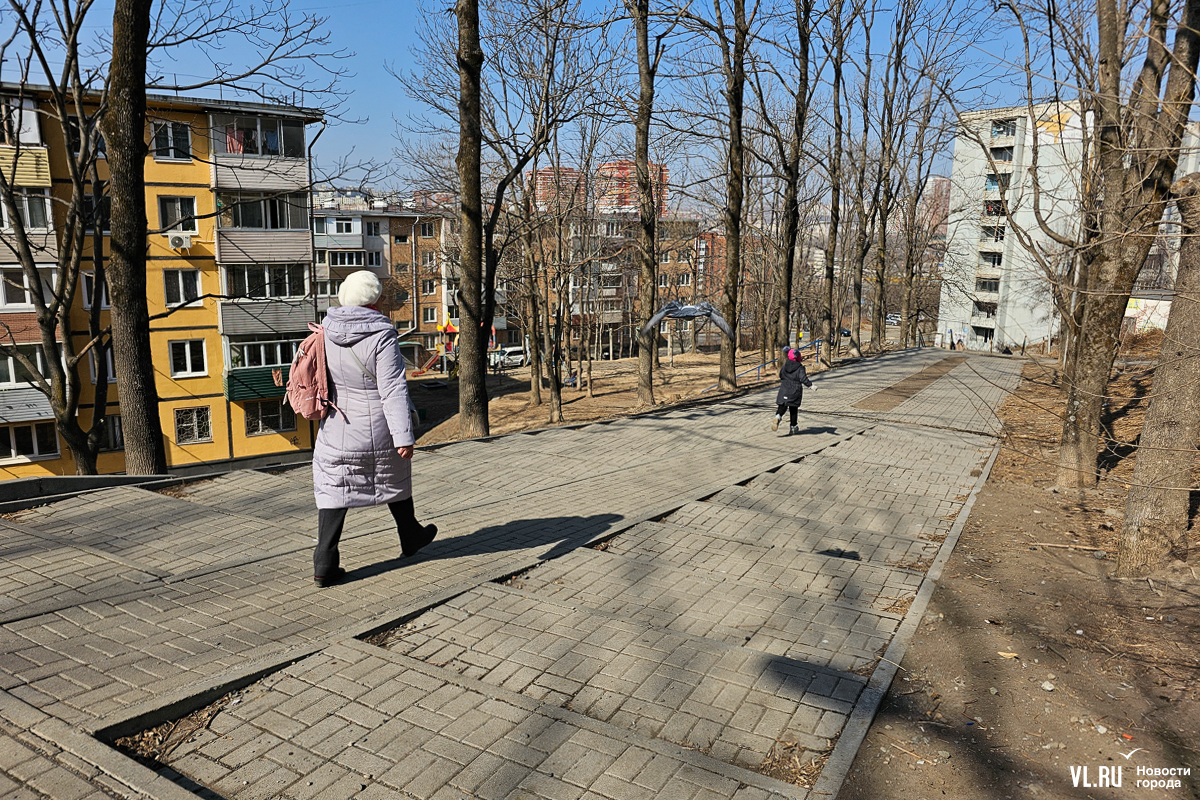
[0,349,1023,799]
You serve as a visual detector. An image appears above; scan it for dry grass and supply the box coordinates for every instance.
[759,738,834,787]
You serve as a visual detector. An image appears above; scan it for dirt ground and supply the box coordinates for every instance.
[840,336,1200,800]
[408,349,818,445]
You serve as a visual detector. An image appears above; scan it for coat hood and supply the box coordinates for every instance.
[323,305,396,347]
[781,355,807,378]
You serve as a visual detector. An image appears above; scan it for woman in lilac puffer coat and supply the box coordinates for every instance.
[311,271,436,587]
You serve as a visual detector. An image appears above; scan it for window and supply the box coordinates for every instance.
[0,421,58,461]
[315,279,342,297]
[676,273,692,287]
[313,217,326,234]
[164,269,201,306]
[421,250,436,268]
[981,225,1005,242]
[334,217,353,234]
[225,264,306,299]
[421,279,436,295]
[0,345,46,385]
[169,340,207,377]
[212,115,304,157]
[82,193,110,233]
[2,191,50,231]
[82,272,109,309]
[420,221,435,238]
[991,118,1017,137]
[422,307,437,324]
[229,339,299,369]
[990,146,1014,163]
[244,399,296,436]
[973,300,998,318]
[328,251,365,267]
[217,192,307,229]
[151,121,191,160]
[316,250,326,265]
[976,277,1000,293]
[159,196,197,233]
[658,273,669,288]
[985,173,1010,192]
[660,251,671,264]
[981,253,1003,269]
[367,251,382,267]
[66,117,106,157]
[0,97,38,146]
[1,269,31,307]
[983,200,1007,216]
[394,234,409,244]
[365,221,381,237]
[90,347,116,384]
[100,416,123,452]
[174,407,212,444]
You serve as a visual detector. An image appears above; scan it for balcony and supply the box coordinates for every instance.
[0,145,51,188]
[218,297,318,337]
[216,230,312,263]
[314,232,363,250]
[211,154,308,192]
[223,365,288,401]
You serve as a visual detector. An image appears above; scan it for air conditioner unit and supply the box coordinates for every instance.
[168,233,192,250]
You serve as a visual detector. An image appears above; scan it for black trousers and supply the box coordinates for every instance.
[315,497,422,576]
[776,404,799,426]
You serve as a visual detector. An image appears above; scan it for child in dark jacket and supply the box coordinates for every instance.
[774,348,813,435]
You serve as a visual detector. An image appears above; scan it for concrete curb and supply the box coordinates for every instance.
[810,441,1002,799]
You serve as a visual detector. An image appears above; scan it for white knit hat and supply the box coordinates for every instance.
[338,270,383,307]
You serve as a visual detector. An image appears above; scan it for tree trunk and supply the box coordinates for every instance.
[718,0,748,391]
[455,0,488,438]
[1115,174,1200,574]
[100,0,166,474]
[630,0,657,407]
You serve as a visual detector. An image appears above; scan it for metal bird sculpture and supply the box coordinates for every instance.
[640,301,735,341]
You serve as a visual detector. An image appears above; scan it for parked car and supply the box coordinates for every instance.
[489,346,527,369]
[885,313,901,326]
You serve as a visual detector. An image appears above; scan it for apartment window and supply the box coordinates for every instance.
[100,416,123,452]
[0,345,46,386]
[421,251,436,268]
[421,279,436,295]
[422,307,436,324]
[82,272,109,309]
[365,221,381,237]
[245,398,296,436]
[991,118,1017,137]
[66,117,106,157]
[660,251,671,264]
[164,269,201,306]
[217,192,307,230]
[82,193,110,233]
[981,253,1003,269]
[976,277,1000,293]
[174,407,213,444]
[0,421,58,461]
[328,251,365,267]
[212,115,304,157]
[420,221,435,238]
[229,339,299,369]
[990,146,1014,163]
[367,251,382,267]
[315,250,326,265]
[658,273,669,288]
[334,217,353,234]
[315,279,342,297]
[0,269,32,307]
[2,190,50,231]
[225,264,306,299]
[394,234,409,244]
[984,173,1011,192]
[981,225,1005,242]
[973,300,998,319]
[90,348,116,384]
[676,273,692,287]
[983,200,1007,216]
[313,217,326,234]
[152,121,191,160]
[0,97,37,146]
[159,196,198,233]
[169,339,207,378]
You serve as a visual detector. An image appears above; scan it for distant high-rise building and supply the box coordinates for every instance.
[595,160,669,217]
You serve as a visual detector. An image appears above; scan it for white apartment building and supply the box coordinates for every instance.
[938,103,1200,351]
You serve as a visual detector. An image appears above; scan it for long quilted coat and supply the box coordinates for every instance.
[312,305,415,509]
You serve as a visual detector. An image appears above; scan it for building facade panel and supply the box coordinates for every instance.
[212,155,308,191]
[216,230,312,263]
[218,299,318,336]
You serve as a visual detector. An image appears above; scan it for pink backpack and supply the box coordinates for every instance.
[274,322,339,421]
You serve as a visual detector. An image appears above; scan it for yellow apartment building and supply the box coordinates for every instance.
[0,86,325,478]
